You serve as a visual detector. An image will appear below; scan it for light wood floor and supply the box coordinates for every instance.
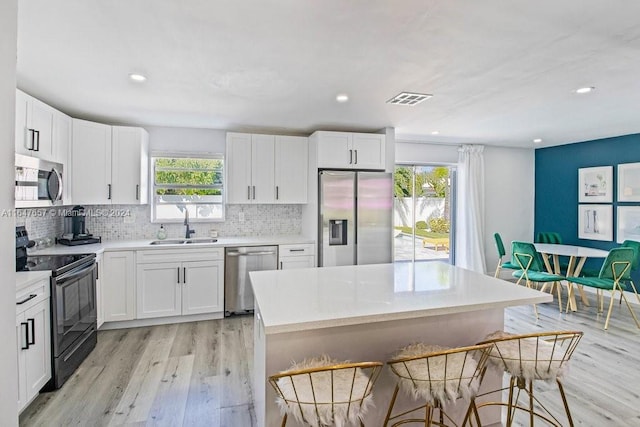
[20,289,640,426]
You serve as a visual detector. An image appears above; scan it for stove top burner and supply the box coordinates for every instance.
[20,253,96,276]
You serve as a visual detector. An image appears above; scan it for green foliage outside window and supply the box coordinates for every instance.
[394,166,448,198]
[154,158,222,196]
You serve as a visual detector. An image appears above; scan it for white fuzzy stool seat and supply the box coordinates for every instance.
[269,356,383,427]
[384,343,493,427]
[476,330,583,427]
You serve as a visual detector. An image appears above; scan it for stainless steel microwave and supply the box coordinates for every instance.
[15,153,64,207]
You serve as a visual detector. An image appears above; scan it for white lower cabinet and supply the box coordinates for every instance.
[103,251,136,322]
[136,248,224,319]
[16,279,51,413]
[278,243,315,270]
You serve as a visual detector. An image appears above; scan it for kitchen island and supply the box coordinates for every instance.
[251,261,553,426]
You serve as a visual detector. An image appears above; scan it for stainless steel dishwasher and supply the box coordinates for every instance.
[224,245,278,316]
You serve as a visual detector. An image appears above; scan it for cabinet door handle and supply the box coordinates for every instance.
[135,184,139,201]
[276,186,279,200]
[252,186,256,200]
[349,149,353,164]
[354,149,358,164]
[34,130,40,151]
[27,129,36,150]
[183,267,186,284]
[247,186,251,200]
[177,267,181,284]
[27,318,35,345]
[289,248,305,252]
[280,261,283,269]
[21,322,29,350]
[107,184,112,200]
[96,262,99,280]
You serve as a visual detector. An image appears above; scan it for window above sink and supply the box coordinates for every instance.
[151,154,225,223]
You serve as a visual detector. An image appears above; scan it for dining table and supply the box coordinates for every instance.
[534,243,610,311]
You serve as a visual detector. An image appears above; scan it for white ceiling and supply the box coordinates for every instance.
[16,0,640,148]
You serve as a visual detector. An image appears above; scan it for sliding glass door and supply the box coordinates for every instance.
[393,165,456,263]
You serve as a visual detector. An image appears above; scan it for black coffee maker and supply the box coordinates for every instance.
[58,206,101,246]
[65,205,87,237]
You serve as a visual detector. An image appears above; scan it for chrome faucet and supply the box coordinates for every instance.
[184,209,195,239]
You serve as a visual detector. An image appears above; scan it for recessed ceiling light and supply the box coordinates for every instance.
[575,86,594,94]
[533,138,543,143]
[386,92,433,106]
[431,131,440,135]
[129,73,147,82]
[336,94,349,103]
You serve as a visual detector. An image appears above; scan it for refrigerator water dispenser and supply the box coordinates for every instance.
[329,219,348,245]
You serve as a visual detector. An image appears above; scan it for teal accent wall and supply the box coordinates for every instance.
[535,133,640,281]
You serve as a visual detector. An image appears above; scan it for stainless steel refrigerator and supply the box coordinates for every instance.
[318,170,393,266]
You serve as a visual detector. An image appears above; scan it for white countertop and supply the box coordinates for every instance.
[26,235,313,255]
[250,261,553,334]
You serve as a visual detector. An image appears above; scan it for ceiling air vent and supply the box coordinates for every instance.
[386,92,432,106]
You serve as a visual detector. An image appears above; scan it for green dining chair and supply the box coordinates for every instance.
[564,247,640,330]
[534,231,570,273]
[535,232,563,244]
[620,240,640,295]
[511,241,566,316]
[493,233,519,278]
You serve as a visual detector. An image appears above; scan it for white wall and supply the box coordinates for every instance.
[146,126,226,154]
[396,141,535,274]
[396,140,459,165]
[1,0,19,424]
[483,145,535,273]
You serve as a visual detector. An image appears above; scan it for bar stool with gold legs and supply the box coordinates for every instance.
[475,330,583,427]
[268,356,383,427]
[384,343,493,427]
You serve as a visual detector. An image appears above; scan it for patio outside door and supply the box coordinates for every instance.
[393,165,456,263]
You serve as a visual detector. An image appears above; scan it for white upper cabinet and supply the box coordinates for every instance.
[314,131,385,170]
[15,89,56,162]
[72,119,112,205]
[52,109,72,205]
[275,136,308,203]
[251,134,276,203]
[226,133,253,204]
[226,132,308,204]
[111,126,149,204]
[72,120,149,205]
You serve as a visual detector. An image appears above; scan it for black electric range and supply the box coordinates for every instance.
[15,226,98,389]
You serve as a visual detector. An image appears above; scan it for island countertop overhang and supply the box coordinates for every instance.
[251,262,553,334]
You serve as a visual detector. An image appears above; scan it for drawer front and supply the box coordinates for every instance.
[16,279,50,314]
[279,243,315,257]
[137,248,223,264]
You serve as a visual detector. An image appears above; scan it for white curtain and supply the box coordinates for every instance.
[455,145,486,273]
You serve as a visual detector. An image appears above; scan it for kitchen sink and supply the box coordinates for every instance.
[149,238,218,245]
[149,239,186,245]
[184,238,218,244]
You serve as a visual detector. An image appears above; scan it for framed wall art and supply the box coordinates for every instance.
[578,204,613,241]
[617,162,640,202]
[578,166,613,203]
[616,206,640,243]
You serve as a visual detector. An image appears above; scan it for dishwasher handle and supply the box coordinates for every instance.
[226,250,276,257]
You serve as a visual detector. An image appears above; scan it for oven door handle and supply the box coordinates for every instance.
[56,263,96,285]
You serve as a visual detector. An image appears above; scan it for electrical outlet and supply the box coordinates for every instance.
[239,212,245,222]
